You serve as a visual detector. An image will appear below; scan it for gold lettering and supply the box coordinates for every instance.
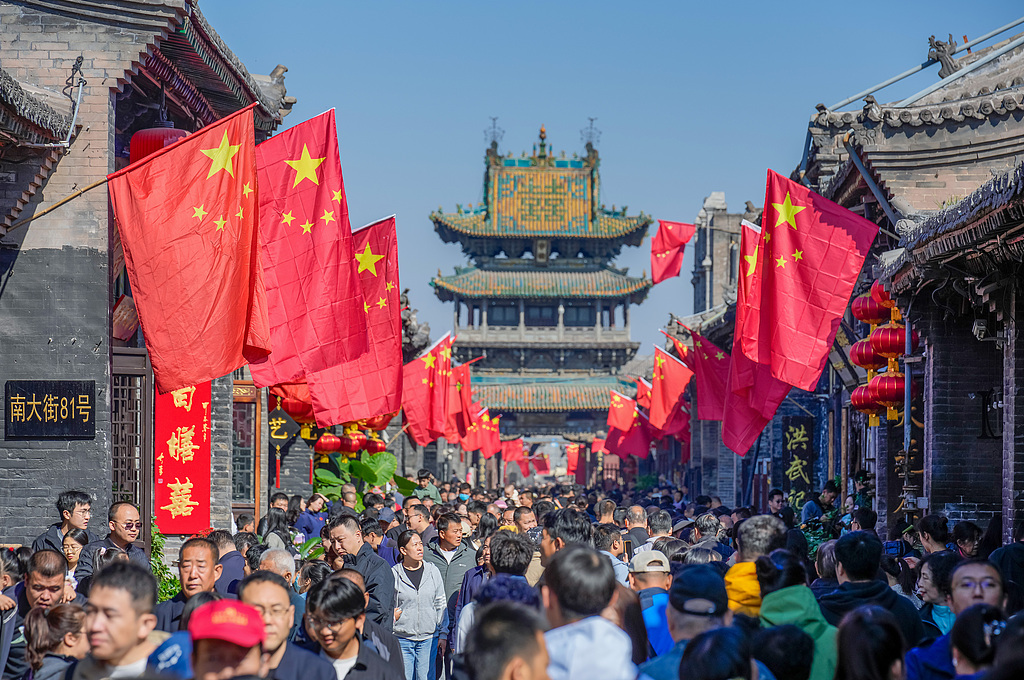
[161,477,200,518]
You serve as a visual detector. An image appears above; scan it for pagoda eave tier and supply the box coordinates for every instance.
[431,268,652,303]
[431,211,650,246]
[476,380,633,413]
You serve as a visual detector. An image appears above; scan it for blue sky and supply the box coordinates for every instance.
[205,1,1019,352]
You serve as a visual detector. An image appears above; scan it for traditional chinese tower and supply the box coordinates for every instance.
[431,126,652,458]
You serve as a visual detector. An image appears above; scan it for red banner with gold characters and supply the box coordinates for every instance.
[154,381,212,533]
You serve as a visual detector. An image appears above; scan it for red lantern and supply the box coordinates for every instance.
[280,397,315,424]
[364,433,387,454]
[129,127,189,164]
[851,294,890,325]
[339,423,368,453]
[314,432,341,454]
[869,373,905,420]
[871,280,895,309]
[851,383,884,412]
[869,324,920,360]
[850,339,886,370]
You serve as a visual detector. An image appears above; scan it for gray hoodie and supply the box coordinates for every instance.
[545,615,637,680]
[391,562,446,641]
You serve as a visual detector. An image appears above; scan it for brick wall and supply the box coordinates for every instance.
[1003,283,1024,542]
[921,302,1003,516]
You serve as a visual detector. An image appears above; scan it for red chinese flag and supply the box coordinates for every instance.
[591,438,606,455]
[154,382,212,534]
[606,410,653,460]
[532,454,551,475]
[108,106,270,393]
[650,220,696,284]
[566,443,579,475]
[742,170,879,390]
[723,219,792,456]
[461,408,484,452]
[444,364,473,442]
[635,378,652,411]
[691,331,730,421]
[248,110,367,387]
[502,438,529,476]
[301,217,402,426]
[480,412,502,459]
[650,347,694,431]
[402,334,453,446]
[607,391,636,431]
[661,329,694,370]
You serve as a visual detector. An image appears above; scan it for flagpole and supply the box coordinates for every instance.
[4,177,109,233]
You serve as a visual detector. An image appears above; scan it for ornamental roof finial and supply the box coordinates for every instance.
[537,124,547,159]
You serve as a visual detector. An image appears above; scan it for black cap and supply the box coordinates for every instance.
[668,564,728,616]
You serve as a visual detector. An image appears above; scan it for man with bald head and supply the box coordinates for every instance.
[75,502,150,587]
[623,506,649,559]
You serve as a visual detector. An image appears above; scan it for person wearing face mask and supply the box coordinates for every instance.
[74,503,150,590]
[154,538,224,633]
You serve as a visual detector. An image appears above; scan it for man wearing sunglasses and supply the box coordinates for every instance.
[75,502,151,587]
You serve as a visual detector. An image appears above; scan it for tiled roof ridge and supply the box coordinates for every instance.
[0,65,72,140]
[475,380,636,413]
[431,208,651,240]
[814,84,1024,130]
[432,267,652,299]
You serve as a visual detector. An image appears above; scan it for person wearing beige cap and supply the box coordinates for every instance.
[628,550,674,656]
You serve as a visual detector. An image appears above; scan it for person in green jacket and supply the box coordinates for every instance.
[412,468,443,504]
[756,549,838,680]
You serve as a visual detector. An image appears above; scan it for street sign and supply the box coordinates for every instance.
[5,380,96,440]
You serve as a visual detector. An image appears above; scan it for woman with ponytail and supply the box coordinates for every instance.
[23,603,88,680]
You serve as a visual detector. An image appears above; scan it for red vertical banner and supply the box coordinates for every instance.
[154,381,212,534]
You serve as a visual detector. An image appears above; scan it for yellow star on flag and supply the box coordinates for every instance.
[715,351,725,360]
[744,243,759,277]
[772,192,806,230]
[242,183,253,197]
[201,131,242,178]
[376,296,387,309]
[776,256,788,268]
[192,205,207,220]
[422,354,437,369]
[235,207,244,219]
[363,301,370,313]
[386,281,395,291]
[300,221,313,234]
[355,244,385,276]
[792,249,804,261]
[320,209,335,226]
[214,216,227,231]
[281,211,295,227]
[284,144,326,187]
[332,188,344,203]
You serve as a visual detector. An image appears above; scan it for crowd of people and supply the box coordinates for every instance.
[4,472,1024,680]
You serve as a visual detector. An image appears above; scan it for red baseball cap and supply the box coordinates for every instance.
[188,600,266,647]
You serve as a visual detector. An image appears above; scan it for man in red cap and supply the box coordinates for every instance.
[189,599,269,680]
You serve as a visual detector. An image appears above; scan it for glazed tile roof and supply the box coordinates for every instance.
[475,381,633,412]
[432,267,652,300]
[433,208,650,240]
[0,65,72,144]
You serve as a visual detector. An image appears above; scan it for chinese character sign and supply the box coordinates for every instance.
[155,381,212,534]
[5,381,95,439]
[781,415,815,511]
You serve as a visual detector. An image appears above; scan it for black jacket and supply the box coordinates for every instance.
[818,579,924,646]
[215,550,246,596]
[336,639,402,680]
[154,592,187,633]
[809,577,839,600]
[346,544,395,632]
[31,525,92,554]
[270,643,336,680]
[990,542,1024,596]
[75,536,150,586]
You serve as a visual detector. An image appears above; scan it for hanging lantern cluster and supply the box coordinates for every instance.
[850,281,920,424]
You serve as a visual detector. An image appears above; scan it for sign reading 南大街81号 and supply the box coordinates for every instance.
[5,380,96,440]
